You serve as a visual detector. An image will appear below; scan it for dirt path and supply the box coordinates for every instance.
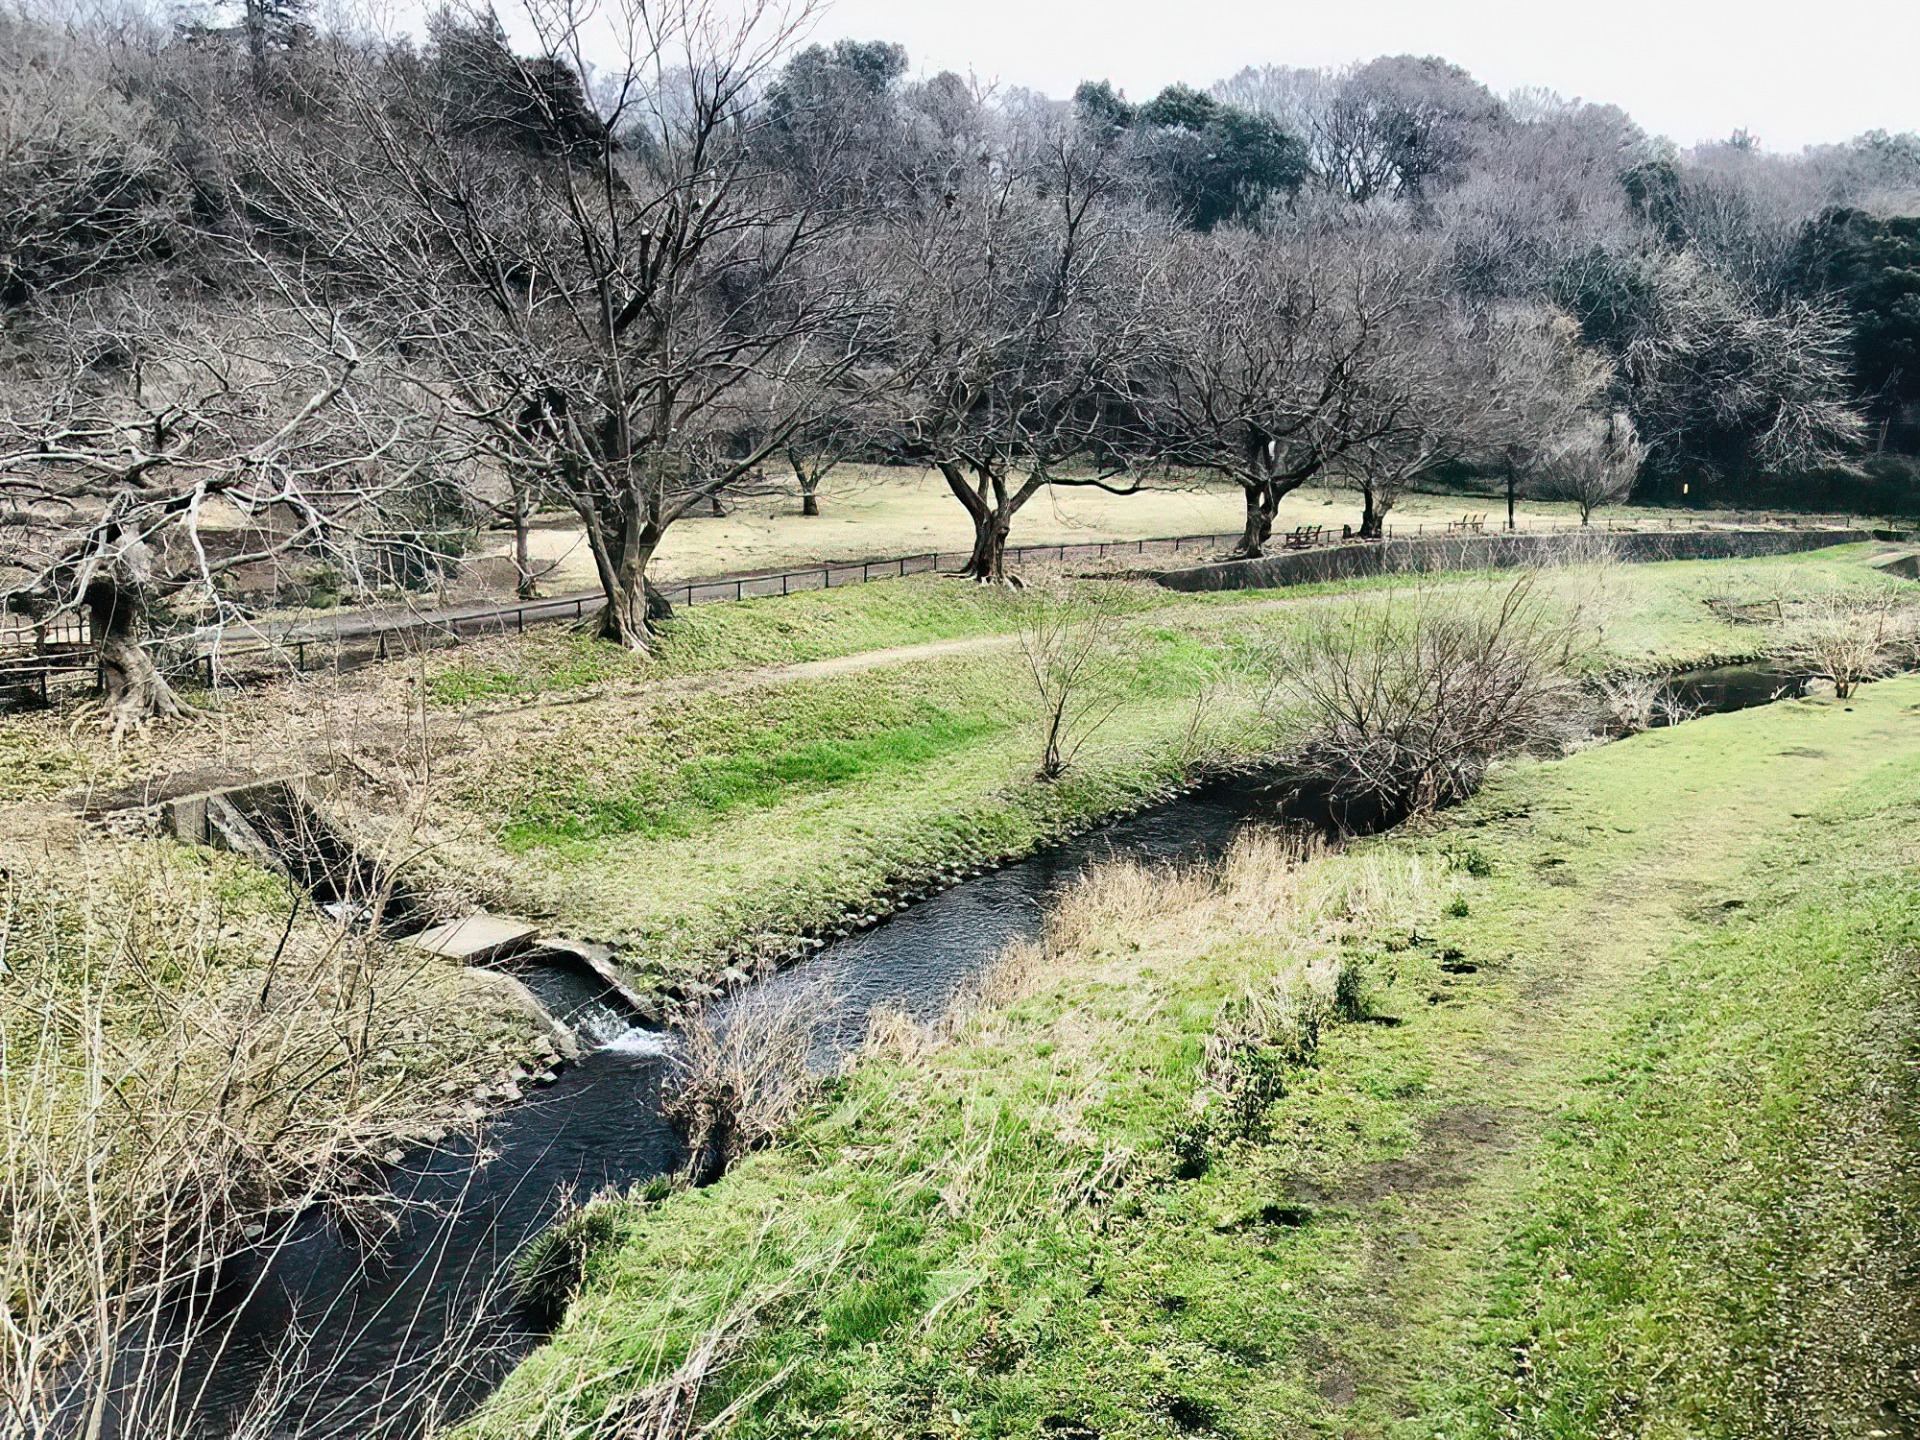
[1300,680,1920,1428]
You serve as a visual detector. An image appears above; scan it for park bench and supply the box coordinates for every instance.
[1445,513,1488,534]
[1282,524,1323,550]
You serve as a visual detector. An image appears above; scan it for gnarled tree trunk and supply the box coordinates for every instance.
[939,459,1031,584]
[1233,481,1278,558]
[83,579,194,740]
[1359,485,1385,540]
[962,510,1014,582]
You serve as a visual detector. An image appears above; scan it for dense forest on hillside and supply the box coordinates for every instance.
[3,0,1918,723]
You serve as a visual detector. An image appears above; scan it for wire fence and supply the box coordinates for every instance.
[0,509,1882,699]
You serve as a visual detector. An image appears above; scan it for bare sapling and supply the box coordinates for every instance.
[1014,583,1131,781]
[1542,409,1644,525]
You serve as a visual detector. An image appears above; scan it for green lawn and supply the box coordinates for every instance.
[461,672,1920,1440]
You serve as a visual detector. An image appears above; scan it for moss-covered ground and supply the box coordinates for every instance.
[462,671,1920,1440]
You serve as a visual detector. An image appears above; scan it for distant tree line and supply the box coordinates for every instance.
[2,0,1916,722]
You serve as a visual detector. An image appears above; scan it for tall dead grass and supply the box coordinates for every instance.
[0,844,536,1439]
[664,997,820,1185]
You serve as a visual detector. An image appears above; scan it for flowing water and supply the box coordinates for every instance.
[168,783,1273,1438]
[153,660,1812,1436]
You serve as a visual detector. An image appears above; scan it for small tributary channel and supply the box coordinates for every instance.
[159,660,1810,1438]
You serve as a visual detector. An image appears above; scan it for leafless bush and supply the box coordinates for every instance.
[1596,673,1663,735]
[1775,592,1920,698]
[0,847,532,1438]
[1274,575,1591,829]
[1014,584,1130,781]
[1539,410,1643,523]
[664,999,820,1183]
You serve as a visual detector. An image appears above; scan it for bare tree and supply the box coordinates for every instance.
[1311,55,1507,204]
[1154,222,1426,556]
[1543,409,1644,523]
[780,411,858,518]
[1617,251,1867,488]
[1464,304,1616,527]
[0,287,431,733]
[866,110,1167,580]
[1776,591,1920,698]
[1014,583,1128,779]
[243,0,870,649]
[0,16,190,306]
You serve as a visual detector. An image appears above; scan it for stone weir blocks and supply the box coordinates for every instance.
[1154,527,1874,595]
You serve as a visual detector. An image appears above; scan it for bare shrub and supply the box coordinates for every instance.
[1592,671,1697,736]
[1775,592,1920,698]
[1273,575,1591,829]
[1014,584,1130,781]
[664,999,820,1183]
[1597,672,1660,734]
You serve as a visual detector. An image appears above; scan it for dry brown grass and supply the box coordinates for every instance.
[0,838,545,1438]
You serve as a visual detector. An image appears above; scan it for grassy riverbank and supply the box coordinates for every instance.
[1,543,1908,1006]
[463,671,1920,1439]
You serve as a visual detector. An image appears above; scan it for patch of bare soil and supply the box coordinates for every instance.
[1294,1105,1530,1208]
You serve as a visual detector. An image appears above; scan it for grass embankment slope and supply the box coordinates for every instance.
[408,541,1907,995]
[1,543,1905,1007]
[466,672,1920,1440]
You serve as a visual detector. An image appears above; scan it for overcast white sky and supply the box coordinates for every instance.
[808,0,1919,153]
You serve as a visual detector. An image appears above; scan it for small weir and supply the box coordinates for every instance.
[126,659,1823,1436]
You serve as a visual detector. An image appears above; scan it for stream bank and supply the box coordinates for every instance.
[150,660,1821,1437]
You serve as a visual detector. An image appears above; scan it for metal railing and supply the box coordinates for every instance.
[0,509,1872,696]
[166,530,1256,683]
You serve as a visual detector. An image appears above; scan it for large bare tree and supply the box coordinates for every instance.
[1154,222,1427,556]
[242,0,868,649]
[866,110,1167,580]
[0,284,429,732]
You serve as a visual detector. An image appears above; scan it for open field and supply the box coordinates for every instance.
[461,670,1920,1439]
[461,466,1834,598]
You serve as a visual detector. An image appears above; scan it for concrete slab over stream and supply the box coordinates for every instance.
[407,912,540,964]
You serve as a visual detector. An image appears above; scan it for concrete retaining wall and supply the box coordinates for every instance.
[1154,528,1872,594]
